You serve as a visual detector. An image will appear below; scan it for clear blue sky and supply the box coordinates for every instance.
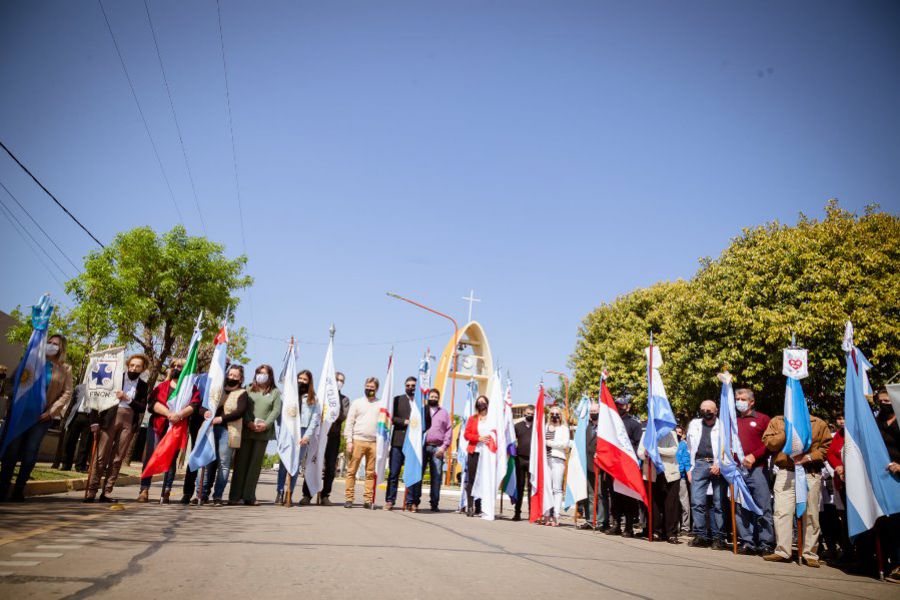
[1,1,898,410]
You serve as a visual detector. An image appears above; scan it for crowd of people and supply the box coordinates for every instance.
[0,334,898,584]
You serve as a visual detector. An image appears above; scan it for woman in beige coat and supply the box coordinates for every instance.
[0,333,73,501]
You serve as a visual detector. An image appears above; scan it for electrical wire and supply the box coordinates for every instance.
[0,198,67,288]
[248,331,450,347]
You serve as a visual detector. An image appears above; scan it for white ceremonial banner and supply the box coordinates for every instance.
[83,346,126,412]
[782,348,809,380]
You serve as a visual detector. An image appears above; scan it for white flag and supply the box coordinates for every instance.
[304,336,340,495]
[277,345,302,476]
[83,346,126,413]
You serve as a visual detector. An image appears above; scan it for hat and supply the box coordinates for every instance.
[614,394,633,406]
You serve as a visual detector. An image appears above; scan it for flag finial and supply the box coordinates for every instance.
[329,323,336,339]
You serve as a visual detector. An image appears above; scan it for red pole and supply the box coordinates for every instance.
[730,485,737,554]
[647,333,654,542]
[593,470,599,529]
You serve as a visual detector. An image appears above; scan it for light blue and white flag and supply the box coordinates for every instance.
[304,335,340,495]
[718,372,763,515]
[458,379,477,510]
[277,343,303,477]
[402,352,428,489]
[782,347,813,518]
[1,295,54,455]
[564,396,590,510]
[188,322,228,472]
[842,321,900,539]
[640,342,677,474]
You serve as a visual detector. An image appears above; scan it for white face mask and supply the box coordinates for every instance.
[735,400,749,413]
[46,343,60,357]
[255,373,269,385]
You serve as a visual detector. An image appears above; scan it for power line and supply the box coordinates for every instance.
[0,179,82,273]
[142,0,207,236]
[0,139,104,248]
[215,0,256,352]
[97,0,186,229]
[0,196,68,288]
[249,331,450,347]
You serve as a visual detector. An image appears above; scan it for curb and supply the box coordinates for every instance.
[24,472,186,497]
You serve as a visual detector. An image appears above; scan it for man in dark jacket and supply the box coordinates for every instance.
[302,371,351,505]
[384,377,416,510]
[513,405,535,521]
[578,402,601,529]
[85,354,149,502]
[607,394,643,537]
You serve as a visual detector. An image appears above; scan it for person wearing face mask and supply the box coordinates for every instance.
[761,401,831,566]
[874,387,900,581]
[732,388,774,555]
[0,334,72,502]
[463,395,492,517]
[344,377,381,508]
[137,358,201,503]
[578,403,601,529]
[607,394,643,537]
[301,371,350,506]
[685,399,728,548]
[229,364,281,506]
[276,369,320,506]
[197,365,249,505]
[384,376,417,511]
[545,406,570,526]
[84,354,149,502]
[675,425,692,534]
[422,388,452,512]
[512,405,535,521]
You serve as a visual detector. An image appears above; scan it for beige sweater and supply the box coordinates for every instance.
[344,396,381,443]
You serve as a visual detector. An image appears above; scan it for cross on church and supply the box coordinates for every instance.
[461,289,481,323]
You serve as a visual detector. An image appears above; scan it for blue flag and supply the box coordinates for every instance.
[718,372,763,515]
[402,353,428,488]
[1,295,54,455]
[783,374,812,517]
[641,344,677,473]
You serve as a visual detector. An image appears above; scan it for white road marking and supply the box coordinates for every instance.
[12,552,64,559]
[0,560,41,567]
[36,545,83,550]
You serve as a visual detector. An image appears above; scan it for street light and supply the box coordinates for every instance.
[386,292,459,484]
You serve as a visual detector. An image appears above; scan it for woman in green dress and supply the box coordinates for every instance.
[228,364,281,505]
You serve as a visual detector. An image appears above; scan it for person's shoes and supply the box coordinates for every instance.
[98,494,114,504]
[321,496,332,506]
[407,505,417,513]
[227,500,241,505]
[299,496,312,506]
[431,506,440,513]
[383,502,394,511]
[737,544,756,555]
[159,491,171,504]
[512,513,522,521]
[274,492,283,505]
[802,557,821,568]
[82,495,95,503]
[9,490,25,502]
[137,489,149,503]
[244,499,260,506]
[607,525,623,536]
[577,522,594,530]
[179,495,191,505]
[213,499,223,506]
[344,502,353,509]
[622,528,635,538]
[363,502,373,509]
[711,539,729,551]
[189,497,200,505]
[466,506,475,517]
[763,553,791,562]
[688,537,709,548]
[60,465,72,471]
[667,536,681,544]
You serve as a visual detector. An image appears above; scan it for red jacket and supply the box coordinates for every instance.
[828,429,844,490]
[464,416,482,453]
[148,379,201,436]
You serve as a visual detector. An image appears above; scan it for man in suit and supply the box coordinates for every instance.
[302,371,351,505]
[384,376,416,510]
[85,354,150,502]
[578,402,601,529]
[513,404,535,521]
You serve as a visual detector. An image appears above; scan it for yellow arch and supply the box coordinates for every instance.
[434,320,494,411]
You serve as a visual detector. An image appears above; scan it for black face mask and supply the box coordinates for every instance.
[590,414,598,423]
[406,388,416,397]
[365,389,376,398]
[702,411,716,421]
[298,382,309,394]
[550,415,561,423]
[171,370,182,380]
[427,399,439,407]
[476,402,487,413]
[878,404,894,420]
[225,378,240,389]
[127,371,140,381]
[525,415,534,423]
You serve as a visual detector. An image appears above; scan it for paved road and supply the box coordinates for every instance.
[0,472,893,599]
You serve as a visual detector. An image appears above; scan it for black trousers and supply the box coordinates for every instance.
[652,477,681,539]
[63,413,93,470]
[514,458,530,516]
[465,452,481,510]
[612,491,639,529]
[303,432,342,499]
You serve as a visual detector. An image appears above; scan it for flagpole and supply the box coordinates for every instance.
[592,471,599,529]
[84,434,99,500]
[647,332,654,543]
[730,484,737,554]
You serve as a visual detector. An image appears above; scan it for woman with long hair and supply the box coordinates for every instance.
[198,364,249,505]
[545,405,570,526]
[462,395,491,517]
[276,369,320,506]
[0,333,73,501]
[229,364,281,506]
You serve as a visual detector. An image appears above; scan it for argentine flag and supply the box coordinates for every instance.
[783,372,812,518]
[718,372,762,515]
[564,396,590,511]
[842,322,900,539]
[402,353,428,489]
[641,343,677,474]
[1,295,54,455]
[277,344,302,477]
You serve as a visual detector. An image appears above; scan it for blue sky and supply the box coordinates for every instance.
[1,1,898,410]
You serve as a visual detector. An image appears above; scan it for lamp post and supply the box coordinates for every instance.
[544,370,570,422]
[386,292,459,485]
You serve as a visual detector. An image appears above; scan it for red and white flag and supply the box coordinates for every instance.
[529,384,554,522]
[594,374,649,506]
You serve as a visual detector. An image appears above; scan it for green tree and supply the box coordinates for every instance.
[570,201,900,420]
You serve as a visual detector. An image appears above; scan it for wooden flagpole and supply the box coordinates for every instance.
[84,434,100,500]
[796,516,803,564]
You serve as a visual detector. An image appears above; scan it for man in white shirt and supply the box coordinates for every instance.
[344,377,381,509]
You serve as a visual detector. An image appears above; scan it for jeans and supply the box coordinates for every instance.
[276,427,309,495]
[199,425,234,500]
[139,426,177,491]
[0,420,52,497]
[385,445,405,504]
[736,465,774,551]
[423,444,444,508]
[690,460,726,540]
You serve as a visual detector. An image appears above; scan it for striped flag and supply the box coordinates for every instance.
[304,335,340,495]
[641,342,677,474]
[402,353,428,489]
[501,376,518,503]
[595,373,648,506]
[276,343,302,477]
[564,396,590,510]
[718,371,762,515]
[375,352,395,483]
[529,384,554,521]
[782,347,813,518]
[188,323,228,472]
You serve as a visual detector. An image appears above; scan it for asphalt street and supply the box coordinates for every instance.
[0,472,894,599]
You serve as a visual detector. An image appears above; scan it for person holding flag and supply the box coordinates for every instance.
[529,385,555,524]
[1,296,73,502]
[138,340,202,504]
[686,399,727,548]
[545,404,570,525]
[733,387,774,556]
[401,356,429,511]
[464,394,491,517]
[384,376,417,511]
[762,343,831,566]
[472,370,509,521]
[456,380,478,514]
[374,354,395,502]
[200,365,249,505]
[513,404,535,521]
[300,331,339,504]
[423,387,452,512]
[564,397,590,526]
[577,401,601,530]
